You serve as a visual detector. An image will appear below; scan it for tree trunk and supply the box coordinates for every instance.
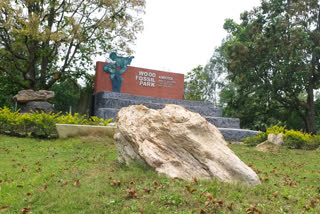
[305,82,317,134]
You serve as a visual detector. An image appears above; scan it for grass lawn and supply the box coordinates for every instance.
[0,135,320,213]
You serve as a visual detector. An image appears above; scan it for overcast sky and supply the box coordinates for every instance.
[124,0,261,75]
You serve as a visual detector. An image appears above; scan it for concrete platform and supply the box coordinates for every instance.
[218,128,260,142]
[205,116,240,129]
[92,91,259,141]
[56,124,116,139]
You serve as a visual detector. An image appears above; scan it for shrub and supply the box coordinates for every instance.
[244,123,286,147]
[244,124,320,150]
[244,132,267,147]
[0,106,113,138]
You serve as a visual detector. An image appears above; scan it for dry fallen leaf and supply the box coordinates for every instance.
[303,205,310,211]
[185,185,197,194]
[227,203,234,211]
[111,180,121,186]
[128,188,138,198]
[129,180,135,185]
[246,204,261,214]
[153,181,163,189]
[61,181,68,187]
[40,184,48,191]
[21,206,31,214]
[1,206,10,212]
[199,209,206,214]
[205,193,213,201]
[310,197,317,208]
[272,191,278,199]
[193,177,198,185]
[73,179,80,187]
[143,187,151,193]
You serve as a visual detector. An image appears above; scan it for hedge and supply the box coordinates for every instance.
[244,124,320,150]
[0,107,113,138]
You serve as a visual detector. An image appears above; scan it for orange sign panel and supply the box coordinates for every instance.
[94,61,184,100]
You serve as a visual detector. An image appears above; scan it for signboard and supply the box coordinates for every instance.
[94,61,184,100]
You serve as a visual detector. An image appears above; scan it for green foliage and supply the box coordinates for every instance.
[244,132,268,147]
[0,0,145,90]
[0,73,22,109]
[266,124,286,135]
[184,46,226,105]
[50,80,80,113]
[0,107,113,138]
[219,79,307,131]
[184,65,207,101]
[316,98,320,134]
[221,0,320,133]
[160,194,184,206]
[245,124,320,150]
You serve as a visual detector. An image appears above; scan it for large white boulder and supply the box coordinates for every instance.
[114,104,260,186]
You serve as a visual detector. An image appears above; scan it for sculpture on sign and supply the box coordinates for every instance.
[103,52,134,92]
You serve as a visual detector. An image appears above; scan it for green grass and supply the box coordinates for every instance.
[0,135,320,213]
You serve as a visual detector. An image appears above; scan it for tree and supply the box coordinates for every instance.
[222,0,320,133]
[0,0,145,90]
[184,65,207,101]
[184,46,226,104]
[219,80,306,131]
[50,79,80,113]
[0,73,22,109]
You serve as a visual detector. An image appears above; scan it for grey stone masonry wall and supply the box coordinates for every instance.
[93,91,258,141]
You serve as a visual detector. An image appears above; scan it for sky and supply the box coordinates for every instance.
[126,0,262,75]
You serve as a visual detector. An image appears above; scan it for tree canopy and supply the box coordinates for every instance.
[184,46,226,104]
[185,0,320,133]
[0,0,145,90]
[221,0,320,133]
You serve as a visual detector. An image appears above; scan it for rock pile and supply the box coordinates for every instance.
[14,89,55,113]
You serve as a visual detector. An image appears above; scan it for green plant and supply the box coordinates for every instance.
[244,124,320,150]
[244,132,267,147]
[0,106,114,138]
[160,194,184,206]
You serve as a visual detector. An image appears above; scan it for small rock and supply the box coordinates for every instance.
[20,101,54,114]
[267,133,276,143]
[256,141,279,152]
[267,133,284,146]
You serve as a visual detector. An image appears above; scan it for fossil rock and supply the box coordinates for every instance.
[114,104,260,186]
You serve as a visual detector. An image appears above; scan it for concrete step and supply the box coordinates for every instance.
[95,91,217,108]
[218,128,259,142]
[94,97,222,117]
[95,108,239,129]
[205,117,240,129]
[95,108,118,121]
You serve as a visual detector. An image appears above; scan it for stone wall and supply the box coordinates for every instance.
[92,91,259,141]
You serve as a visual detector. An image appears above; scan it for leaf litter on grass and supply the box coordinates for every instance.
[0,135,320,213]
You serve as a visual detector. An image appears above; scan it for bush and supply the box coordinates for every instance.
[244,124,320,150]
[0,107,113,138]
[244,132,267,147]
[244,123,286,147]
